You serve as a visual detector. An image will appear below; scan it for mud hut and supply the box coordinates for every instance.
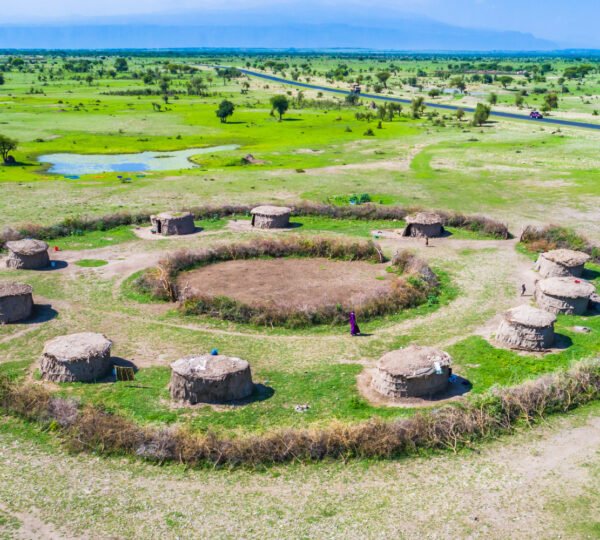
[401,212,444,238]
[535,277,595,315]
[250,206,291,229]
[371,345,452,399]
[150,211,195,236]
[5,239,49,269]
[39,332,112,383]
[170,354,254,404]
[534,249,590,278]
[0,282,33,323]
[496,305,556,351]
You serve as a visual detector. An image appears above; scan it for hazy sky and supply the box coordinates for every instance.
[3,0,599,47]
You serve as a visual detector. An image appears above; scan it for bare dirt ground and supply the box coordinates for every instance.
[178,258,393,309]
[132,226,204,241]
[0,408,598,539]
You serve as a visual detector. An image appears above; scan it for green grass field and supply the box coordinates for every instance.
[1,51,600,539]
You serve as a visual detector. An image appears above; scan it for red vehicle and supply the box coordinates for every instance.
[529,111,544,119]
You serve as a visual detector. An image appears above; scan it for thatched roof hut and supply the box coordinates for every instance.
[5,239,49,270]
[371,345,452,399]
[534,249,590,278]
[170,354,254,404]
[496,305,556,351]
[401,212,444,238]
[40,332,112,383]
[250,206,291,229]
[0,282,33,323]
[535,277,595,315]
[150,211,195,236]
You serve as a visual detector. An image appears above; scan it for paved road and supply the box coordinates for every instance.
[230,67,600,131]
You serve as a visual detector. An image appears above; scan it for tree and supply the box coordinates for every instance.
[455,108,465,121]
[345,92,359,105]
[515,92,525,108]
[0,73,4,85]
[544,93,559,110]
[376,71,391,89]
[187,76,208,96]
[0,135,17,164]
[216,100,235,123]
[472,103,491,126]
[488,92,498,105]
[114,57,129,72]
[85,74,94,86]
[449,76,466,93]
[270,95,289,121]
[410,96,425,119]
[498,75,513,88]
[428,88,441,98]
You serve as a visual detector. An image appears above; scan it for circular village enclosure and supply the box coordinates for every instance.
[1,204,599,467]
[140,235,440,327]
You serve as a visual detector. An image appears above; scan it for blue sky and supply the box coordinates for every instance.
[3,0,599,47]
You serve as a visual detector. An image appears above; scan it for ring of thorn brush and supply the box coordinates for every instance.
[140,237,439,327]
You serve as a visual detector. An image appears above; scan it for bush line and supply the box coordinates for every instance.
[1,360,598,467]
[520,224,600,263]
[0,202,511,250]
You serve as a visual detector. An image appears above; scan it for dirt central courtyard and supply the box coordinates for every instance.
[178,258,394,309]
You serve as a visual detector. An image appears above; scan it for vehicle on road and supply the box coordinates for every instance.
[529,111,544,119]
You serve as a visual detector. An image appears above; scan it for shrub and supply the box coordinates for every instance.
[520,224,599,263]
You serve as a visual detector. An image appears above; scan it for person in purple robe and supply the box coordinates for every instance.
[349,311,360,336]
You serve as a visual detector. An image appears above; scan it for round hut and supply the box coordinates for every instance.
[401,212,444,238]
[250,206,291,229]
[39,332,112,383]
[5,239,49,270]
[534,249,590,278]
[371,345,452,399]
[170,354,254,404]
[535,277,595,315]
[0,282,33,323]
[150,211,195,236]
[496,305,556,351]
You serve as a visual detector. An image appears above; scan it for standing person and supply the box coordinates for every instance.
[349,311,361,336]
[425,236,429,247]
[521,283,526,296]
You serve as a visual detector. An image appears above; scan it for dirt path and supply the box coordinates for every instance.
[0,407,597,539]
[304,143,425,175]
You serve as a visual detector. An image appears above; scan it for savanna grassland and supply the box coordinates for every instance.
[0,52,599,539]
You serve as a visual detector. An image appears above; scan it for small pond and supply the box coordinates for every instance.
[39,145,239,175]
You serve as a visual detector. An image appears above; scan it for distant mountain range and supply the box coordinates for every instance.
[0,12,559,51]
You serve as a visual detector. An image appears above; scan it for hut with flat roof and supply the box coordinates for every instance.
[5,239,49,270]
[535,277,595,315]
[371,345,452,399]
[151,211,195,236]
[40,332,112,383]
[170,354,254,404]
[401,212,444,238]
[0,282,33,323]
[250,206,291,229]
[534,249,590,279]
[496,305,556,351]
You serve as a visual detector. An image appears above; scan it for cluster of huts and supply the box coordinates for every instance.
[495,248,596,352]
[1,207,598,407]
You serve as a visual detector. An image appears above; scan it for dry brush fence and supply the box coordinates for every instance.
[1,360,599,467]
[134,236,439,327]
[1,202,511,251]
